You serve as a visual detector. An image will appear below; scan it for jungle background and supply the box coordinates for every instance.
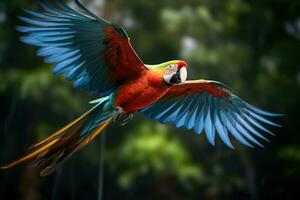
[0,0,299,199]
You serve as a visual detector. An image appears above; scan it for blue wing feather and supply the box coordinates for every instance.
[204,108,216,145]
[215,112,234,148]
[140,81,281,148]
[246,109,281,127]
[157,101,182,122]
[38,2,81,19]
[18,0,135,95]
[227,112,263,147]
[161,102,185,124]
[175,97,195,128]
[46,49,80,63]
[194,96,207,134]
[242,113,274,135]
[234,113,269,142]
[18,16,72,27]
[22,9,71,21]
[194,107,205,135]
[185,96,200,130]
[220,110,254,147]
[246,104,283,117]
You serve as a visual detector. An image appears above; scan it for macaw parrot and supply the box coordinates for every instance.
[2,0,281,176]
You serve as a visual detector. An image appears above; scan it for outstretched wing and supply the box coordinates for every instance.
[18,0,145,95]
[140,80,281,148]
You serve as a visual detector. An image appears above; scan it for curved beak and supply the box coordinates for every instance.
[168,67,187,84]
[179,67,187,83]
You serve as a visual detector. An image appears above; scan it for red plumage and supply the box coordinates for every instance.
[114,69,170,113]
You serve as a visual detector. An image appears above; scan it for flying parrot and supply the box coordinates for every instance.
[2,0,281,176]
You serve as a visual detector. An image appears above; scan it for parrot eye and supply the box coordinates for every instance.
[164,64,177,75]
[167,64,176,69]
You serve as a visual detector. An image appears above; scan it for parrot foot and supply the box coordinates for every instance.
[113,113,133,126]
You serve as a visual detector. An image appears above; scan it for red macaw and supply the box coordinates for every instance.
[1,0,281,176]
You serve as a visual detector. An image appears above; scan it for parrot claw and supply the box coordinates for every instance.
[120,113,133,126]
[113,113,133,126]
[113,114,120,122]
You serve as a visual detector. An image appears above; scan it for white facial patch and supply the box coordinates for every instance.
[164,64,178,75]
[163,74,173,83]
[163,64,178,84]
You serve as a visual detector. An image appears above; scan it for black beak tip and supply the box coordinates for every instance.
[169,71,181,84]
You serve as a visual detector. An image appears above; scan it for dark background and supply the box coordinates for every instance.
[0,0,299,199]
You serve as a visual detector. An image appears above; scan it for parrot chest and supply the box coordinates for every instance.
[114,71,169,113]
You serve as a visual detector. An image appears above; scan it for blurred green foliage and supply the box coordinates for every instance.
[0,0,299,199]
[110,122,203,190]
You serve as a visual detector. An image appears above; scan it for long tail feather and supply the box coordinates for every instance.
[1,104,113,176]
[28,107,96,150]
[39,119,111,176]
[1,139,58,169]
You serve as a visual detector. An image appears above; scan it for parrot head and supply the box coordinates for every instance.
[145,60,187,84]
[162,60,187,84]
